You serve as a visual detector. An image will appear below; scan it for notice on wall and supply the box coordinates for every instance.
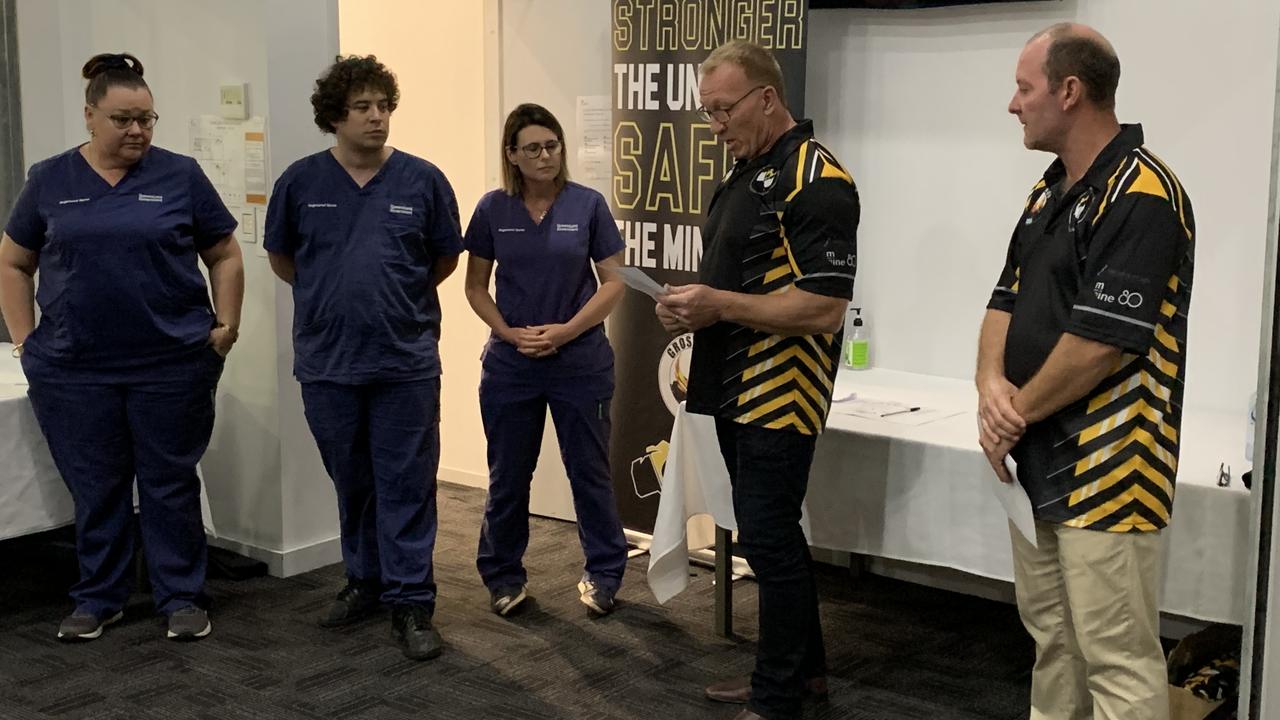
[576,95,612,181]
[189,115,268,244]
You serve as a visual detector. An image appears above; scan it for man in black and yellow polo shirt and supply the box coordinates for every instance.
[977,23,1194,719]
[656,40,858,720]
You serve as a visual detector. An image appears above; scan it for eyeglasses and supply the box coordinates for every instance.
[348,100,395,115]
[695,86,766,124]
[103,112,159,130]
[513,140,562,159]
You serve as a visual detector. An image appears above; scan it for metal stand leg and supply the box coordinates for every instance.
[715,525,733,638]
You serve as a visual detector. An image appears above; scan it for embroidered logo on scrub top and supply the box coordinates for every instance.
[497,227,525,233]
[306,203,338,208]
[58,197,91,205]
[389,204,414,216]
[138,194,163,203]
[555,224,579,232]
[750,167,778,195]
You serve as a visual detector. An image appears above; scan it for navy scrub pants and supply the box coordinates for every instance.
[300,378,440,610]
[476,372,627,594]
[23,350,222,618]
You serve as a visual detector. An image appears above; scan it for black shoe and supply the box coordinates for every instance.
[490,584,528,617]
[319,580,381,628]
[577,578,616,616]
[390,605,443,661]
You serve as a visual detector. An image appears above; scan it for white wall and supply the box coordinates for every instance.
[808,0,1278,418]
[16,0,342,574]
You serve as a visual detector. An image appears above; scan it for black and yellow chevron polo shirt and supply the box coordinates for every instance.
[989,123,1195,533]
[685,120,860,435]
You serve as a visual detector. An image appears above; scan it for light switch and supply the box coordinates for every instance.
[219,84,247,120]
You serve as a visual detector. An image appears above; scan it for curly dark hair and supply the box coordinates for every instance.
[310,55,399,134]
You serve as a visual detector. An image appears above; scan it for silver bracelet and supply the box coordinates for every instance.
[10,343,23,358]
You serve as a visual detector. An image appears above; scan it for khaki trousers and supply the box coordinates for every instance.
[1010,520,1169,720]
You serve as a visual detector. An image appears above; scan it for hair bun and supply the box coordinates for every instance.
[82,53,144,80]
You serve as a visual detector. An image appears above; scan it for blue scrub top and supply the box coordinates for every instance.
[5,145,237,376]
[265,149,463,384]
[463,181,623,381]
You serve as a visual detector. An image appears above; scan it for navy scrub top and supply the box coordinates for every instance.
[4,145,237,381]
[264,149,463,384]
[463,181,624,382]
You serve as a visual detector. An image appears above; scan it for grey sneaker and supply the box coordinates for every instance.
[490,584,528,617]
[57,609,123,642]
[577,579,615,616]
[166,606,211,641]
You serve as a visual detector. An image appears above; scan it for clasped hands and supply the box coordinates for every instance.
[502,324,573,359]
[978,375,1027,484]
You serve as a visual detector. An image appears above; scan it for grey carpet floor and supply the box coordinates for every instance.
[0,482,1034,719]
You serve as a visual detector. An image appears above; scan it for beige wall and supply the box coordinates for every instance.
[339,1,492,489]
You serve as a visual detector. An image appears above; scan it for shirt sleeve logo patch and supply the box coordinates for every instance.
[750,167,778,195]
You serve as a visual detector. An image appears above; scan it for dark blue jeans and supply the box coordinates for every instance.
[301,378,441,610]
[716,417,826,720]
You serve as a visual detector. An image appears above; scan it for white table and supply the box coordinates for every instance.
[648,368,1253,628]
[0,342,218,541]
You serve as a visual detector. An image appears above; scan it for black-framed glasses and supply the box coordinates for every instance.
[695,85,766,124]
[103,111,159,130]
[514,140,562,159]
[347,100,395,115]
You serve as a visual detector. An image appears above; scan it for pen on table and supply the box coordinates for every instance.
[880,407,921,417]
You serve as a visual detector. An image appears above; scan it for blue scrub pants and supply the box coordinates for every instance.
[300,378,440,610]
[23,350,222,618]
[476,372,627,594]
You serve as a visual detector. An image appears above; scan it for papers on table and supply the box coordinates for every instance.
[995,455,1037,548]
[614,266,667,299]
[831,397,963,426]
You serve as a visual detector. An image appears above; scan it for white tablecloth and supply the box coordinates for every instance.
[0,343,217,541]
[648,368,1253,624]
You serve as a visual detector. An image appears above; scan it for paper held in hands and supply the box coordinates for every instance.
[995,455,1037,548]
[614,266,667,299]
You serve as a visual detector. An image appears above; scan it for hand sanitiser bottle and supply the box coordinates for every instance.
[844,307,870,370]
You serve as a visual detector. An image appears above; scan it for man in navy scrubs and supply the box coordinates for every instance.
[265,55,462,661]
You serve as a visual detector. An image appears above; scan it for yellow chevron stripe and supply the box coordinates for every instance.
[1067,482,1171,528]
[734,390,821,430]
[1117,511,1159,533]
[803,334,834,372]
[1168,275,1179,292]
[760,411,809,433]
[1154,324,1178,353]
[1147,346,1179,379]
[1160,300,1176,318]
[1012,267,1021,293]
[741,345,834,391]
[787,142,809,202]
[763,264,794,285]
[1079,397,1178,445]
[1085,371,1172,415]
[1069,454,1174,508]
[1093,158,1132,225]
[819,157,853,183]
[736,367,826,417]
[778,226,803,278]
[771,247,787,260]
[748,335,783,357]
[1024,179,1047,211]
[1073,426,1177,477]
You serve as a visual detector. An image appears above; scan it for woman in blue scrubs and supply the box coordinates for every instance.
[464,103,628,617]
[0,53,243,642]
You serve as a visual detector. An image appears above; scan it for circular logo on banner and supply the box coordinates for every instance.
[658,333,694,416]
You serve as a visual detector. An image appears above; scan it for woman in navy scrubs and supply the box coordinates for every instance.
[464,103,628,617]
[0,53,243,642]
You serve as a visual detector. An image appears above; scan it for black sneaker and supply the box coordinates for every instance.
[490,584,528,617]
[390,605,443,661]
[166,606,212,641]
[57,609,123,642]
[320,580,381,628]
[577,579,616,616]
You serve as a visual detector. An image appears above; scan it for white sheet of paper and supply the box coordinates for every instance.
[615,266,667,298]
[995,456,1037,548]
